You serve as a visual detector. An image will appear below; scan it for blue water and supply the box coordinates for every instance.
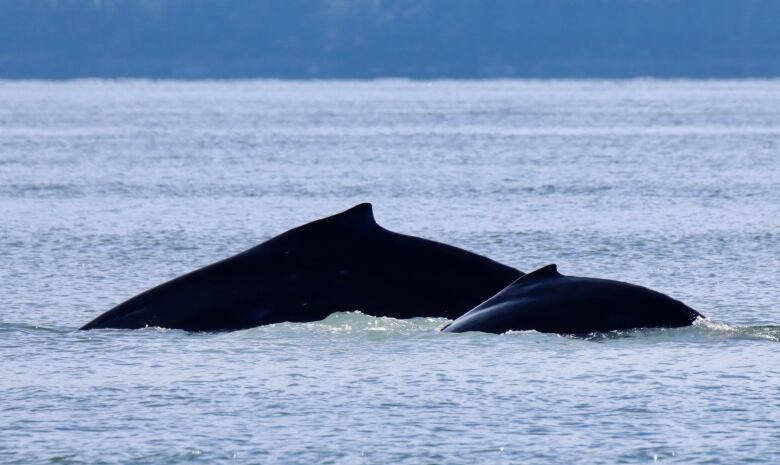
[1,80,779,464]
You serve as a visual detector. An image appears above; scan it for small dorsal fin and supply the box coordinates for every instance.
[519,264,561,281]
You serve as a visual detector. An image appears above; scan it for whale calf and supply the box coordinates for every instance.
[81,203,522,331]
[442,264,702,335]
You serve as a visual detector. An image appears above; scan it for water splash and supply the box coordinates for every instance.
[3,314,779,343]
[693,318,780,342]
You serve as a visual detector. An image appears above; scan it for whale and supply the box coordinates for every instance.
[442,264,702,335]
[81,203,523,331]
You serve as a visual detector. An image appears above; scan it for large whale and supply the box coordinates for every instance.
[81,203,522,331]
[442,264,702,335]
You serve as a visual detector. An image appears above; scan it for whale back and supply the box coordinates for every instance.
[81,203,522,331]
[442,264,702,334]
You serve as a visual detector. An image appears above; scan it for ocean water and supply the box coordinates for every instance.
[1,80,779,464]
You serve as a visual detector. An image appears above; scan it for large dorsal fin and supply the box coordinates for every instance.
[305,203,378,233]
[329,203,376,226]
[257,203,378,251]
[515,264,561,282]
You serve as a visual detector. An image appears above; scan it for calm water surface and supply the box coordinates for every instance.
[1,80,779,464]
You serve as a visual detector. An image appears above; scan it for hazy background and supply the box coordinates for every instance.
[2,0,780,79]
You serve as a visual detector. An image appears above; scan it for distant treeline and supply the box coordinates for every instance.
[2,0,779,78]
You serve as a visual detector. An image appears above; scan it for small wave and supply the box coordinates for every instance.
[482,318,780,343]
[0,322,73,335]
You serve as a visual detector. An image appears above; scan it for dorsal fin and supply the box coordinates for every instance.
[256,203,378,251]
[339,202,375,223]
[325,203,377,227]
[518,264,561,281]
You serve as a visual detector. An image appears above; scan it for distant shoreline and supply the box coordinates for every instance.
[3,76,780,82]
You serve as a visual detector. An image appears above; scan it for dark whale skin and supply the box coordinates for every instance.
[81,203,522,331]
[442,264,702,335]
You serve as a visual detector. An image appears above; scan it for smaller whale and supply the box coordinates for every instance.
[442,264,702,335]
